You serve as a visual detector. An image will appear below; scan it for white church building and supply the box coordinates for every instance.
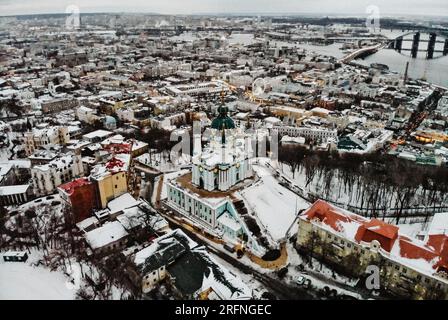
[191,107,253,192]
[165,105,266,257]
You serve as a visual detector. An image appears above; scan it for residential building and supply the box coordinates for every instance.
[31,153,84,196]
[296,200,448,299]
[24,126,70,156]
[130,229,252,299]
[89,155,130,208]
[58,177,97,223]
[84,221,129,256]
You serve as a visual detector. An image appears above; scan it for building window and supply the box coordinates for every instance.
[115,185,117,189]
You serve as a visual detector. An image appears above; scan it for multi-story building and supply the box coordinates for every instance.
[76,106,101,124]
[24,126,70,156]
[191,107,253,192]
[165,106,264,257]
[89,155,130,209]
[58,177,97,223]
[165,81,229,98]
[100,135,148,158]
[41,97,79,114]
[296,200,448,299]
[149,113,186,131]
[129,229,252,299]
[55,51,88,67]
[273,125,338,142]
[337,129,393,154]
[31,153,84,196]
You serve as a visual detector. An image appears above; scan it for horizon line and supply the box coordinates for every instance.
[1,11,448,19]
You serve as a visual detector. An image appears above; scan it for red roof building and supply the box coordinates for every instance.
[300,200,448,276]
[58,177,97,223]
[103,142,132,155]
[355,219,399,252]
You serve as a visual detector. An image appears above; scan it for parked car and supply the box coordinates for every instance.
[223,244,235,253]
[302,278,312,289]
[295,276,306,285]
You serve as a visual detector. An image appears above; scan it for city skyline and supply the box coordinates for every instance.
[0,0,447,17]
[1,1,448,304]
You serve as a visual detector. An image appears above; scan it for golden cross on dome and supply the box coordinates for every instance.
[220,88,225,104]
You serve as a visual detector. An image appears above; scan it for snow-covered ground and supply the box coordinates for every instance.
[0,251,75,300]
[210,252,267,297]
[135,150,190,173]
[278,163,448,210]
[392,221,428,238]
[240,162,309,241]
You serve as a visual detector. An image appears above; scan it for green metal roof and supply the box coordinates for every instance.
[211,105,235,130]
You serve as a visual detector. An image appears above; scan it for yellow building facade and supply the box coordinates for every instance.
[94,171,128,208]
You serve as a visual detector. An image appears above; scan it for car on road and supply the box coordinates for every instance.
[295,276,306,285]
[302,278,312,289]
[223,244,235,253]
[295,276,311,288]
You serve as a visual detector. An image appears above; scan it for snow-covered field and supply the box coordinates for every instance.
[241,163,309,241]
[0,253,75,300]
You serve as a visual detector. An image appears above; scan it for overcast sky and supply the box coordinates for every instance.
[0,0,447,17]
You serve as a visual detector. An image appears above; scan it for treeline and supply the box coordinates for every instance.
[279,145,448,223]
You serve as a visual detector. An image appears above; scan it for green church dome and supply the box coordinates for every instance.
[211,105,235,130]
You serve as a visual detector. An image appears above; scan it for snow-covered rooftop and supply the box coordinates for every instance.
[85,221,129,249]
[107,192,140,214]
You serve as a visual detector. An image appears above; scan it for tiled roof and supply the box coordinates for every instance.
[301,200,448,275]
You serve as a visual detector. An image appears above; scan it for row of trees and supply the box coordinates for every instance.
[279,145,448,223]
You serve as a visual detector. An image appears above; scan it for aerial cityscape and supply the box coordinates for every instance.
[1,0,448,305]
